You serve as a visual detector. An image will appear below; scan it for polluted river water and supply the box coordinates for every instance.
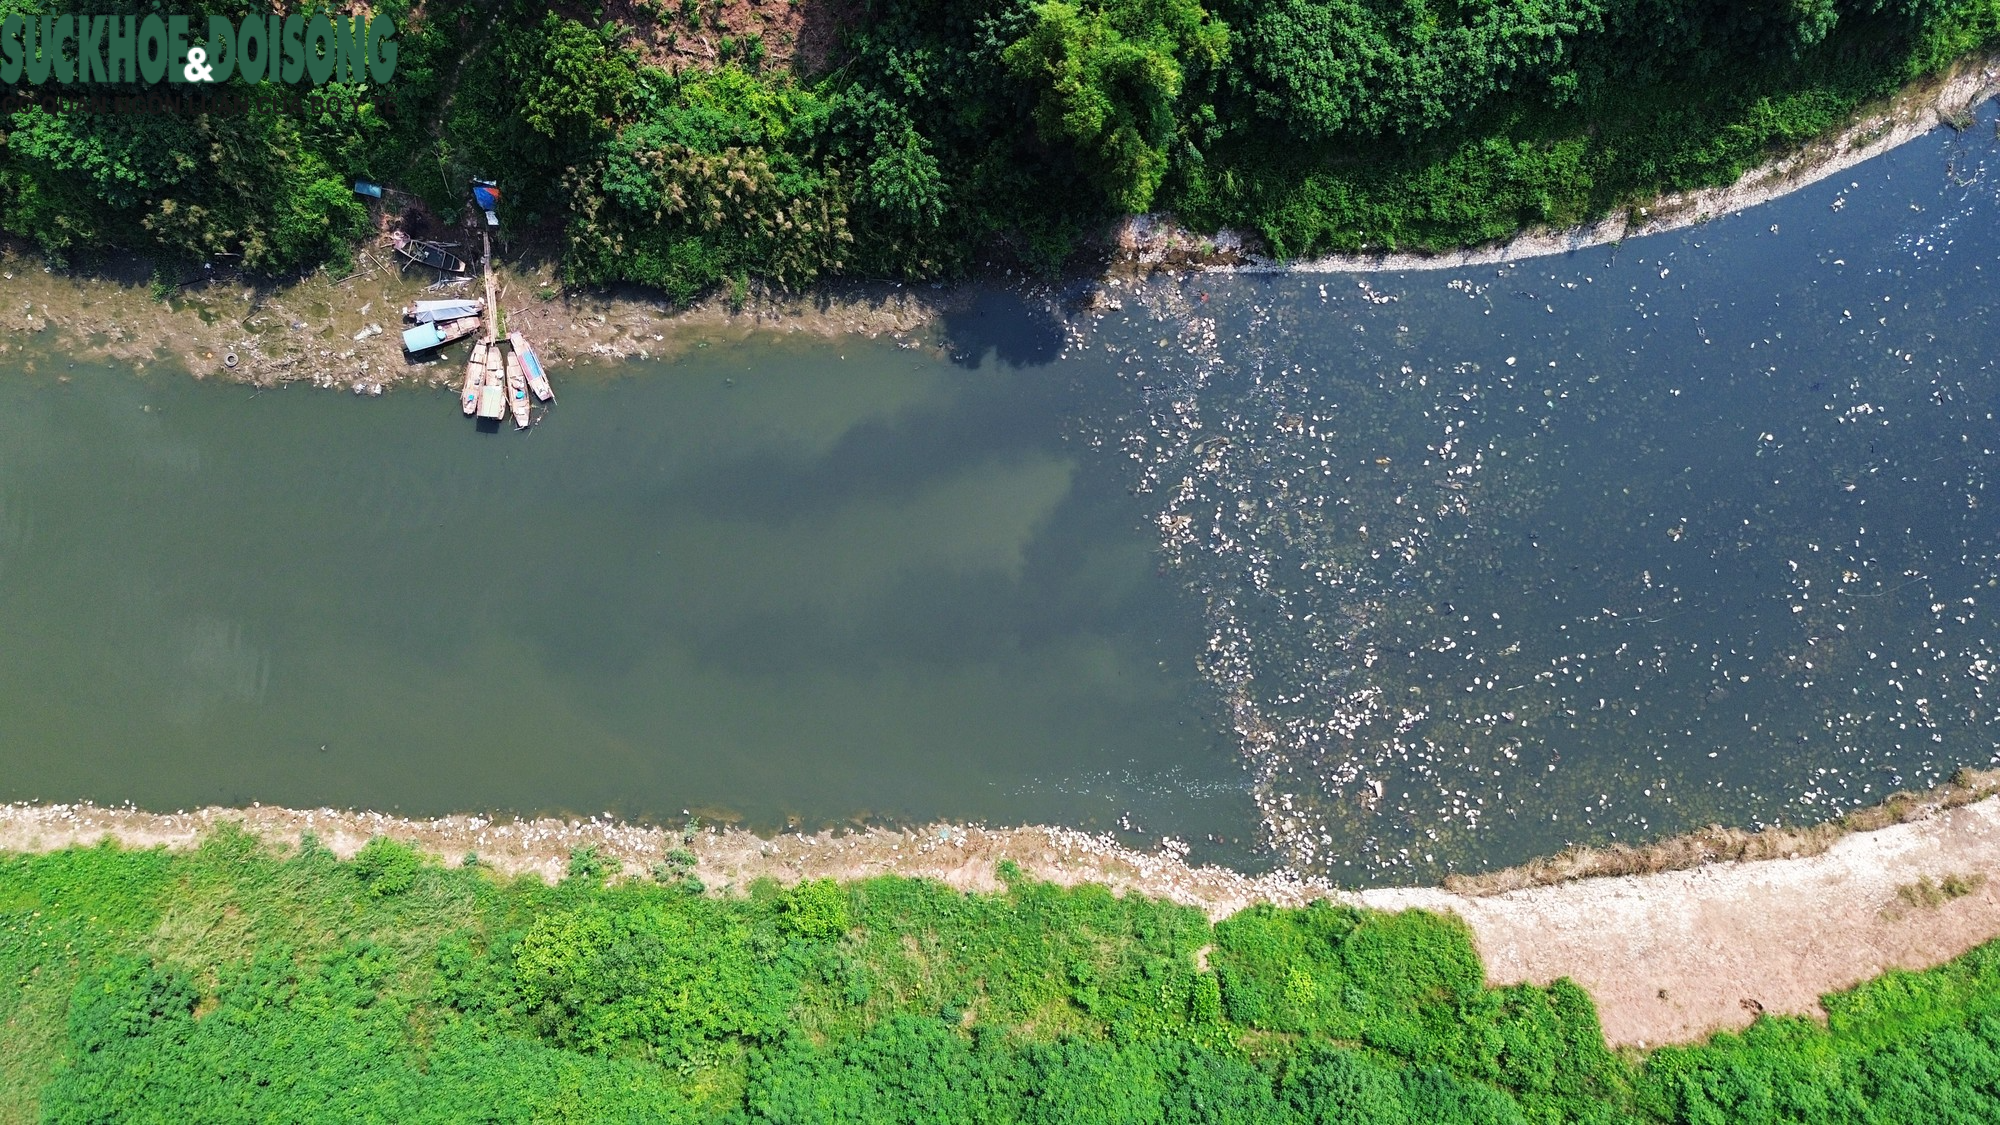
[3,105,1999,882]
[0,333,1259,860]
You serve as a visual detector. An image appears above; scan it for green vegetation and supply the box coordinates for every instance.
[1895,871,1988,909]
[0,0,1997,297]
[7,831,2000,1122]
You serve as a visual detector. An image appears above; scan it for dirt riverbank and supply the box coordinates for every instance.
[6,794,2000,1048]
[0,243,949,394]
[3,49,1996,390]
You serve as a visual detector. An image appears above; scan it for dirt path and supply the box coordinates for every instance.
[1362,798,2000,1046]
[425,0,502,145]
[6,797,2000,1047]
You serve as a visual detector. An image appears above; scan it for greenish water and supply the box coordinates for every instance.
[5,109,2000,882]
[0,335,1256,857]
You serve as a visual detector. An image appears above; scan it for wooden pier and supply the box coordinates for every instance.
[481,229,499,342]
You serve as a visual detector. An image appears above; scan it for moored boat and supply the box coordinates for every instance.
[476,343,506,420]
[461,339,488,416]
[405,298,485,324]
[508,331,553,402]
[505,350,532,429]
[401,315,482,354]
[390,231,469,274]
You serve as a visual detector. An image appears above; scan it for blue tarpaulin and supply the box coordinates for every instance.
[403,322,449,352]
[472,183,500,211]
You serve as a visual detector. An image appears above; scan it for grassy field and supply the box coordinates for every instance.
[4,828,2000,1123]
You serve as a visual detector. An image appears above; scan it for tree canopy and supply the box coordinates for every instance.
[0,0,1994,290]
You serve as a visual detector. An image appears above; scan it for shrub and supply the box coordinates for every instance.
[781,878,851,940]
[18,831,2000,1124]
[351,837,422,897]
[568,845,617,884]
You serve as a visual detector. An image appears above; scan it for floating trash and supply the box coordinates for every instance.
[1074,141,2000,880]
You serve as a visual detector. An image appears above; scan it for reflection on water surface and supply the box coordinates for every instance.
[1093,104,2000,877]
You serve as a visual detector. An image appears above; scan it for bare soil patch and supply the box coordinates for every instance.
[605,0,852,78]
[1368,798,2000,1047]
[0,238,947,394]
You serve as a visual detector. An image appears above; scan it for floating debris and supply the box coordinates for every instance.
[1077,137,2000,880]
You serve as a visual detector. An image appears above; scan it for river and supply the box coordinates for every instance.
[0,328,1258,858]
[1,104,1996,881]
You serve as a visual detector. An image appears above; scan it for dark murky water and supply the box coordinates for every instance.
[2,106,1996,882]
[1091,102,2000,878]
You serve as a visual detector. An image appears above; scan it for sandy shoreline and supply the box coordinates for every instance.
[1,50,1995,390]
[6,795,2000,1048]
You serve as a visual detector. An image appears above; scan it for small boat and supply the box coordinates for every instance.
[404,298,485,324]
[401,315,482,353]
[390,231,468,274]
[508,331,553,402]
[477,343,506,420]
[461,339,488,416]
[505,350,532,429]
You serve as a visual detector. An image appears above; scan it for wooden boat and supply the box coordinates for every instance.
[460,339,488,416]
[476,343,506,420]
[401,315,482,353]
[405,298,485,324]
[508,331,553,402]
[390,231,468,274]
[505,350,532,429]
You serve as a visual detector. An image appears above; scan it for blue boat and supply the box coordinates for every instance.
[402,316,481,353]
[509,331,554,401]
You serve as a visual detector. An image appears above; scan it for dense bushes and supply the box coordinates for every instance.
[8,831,2000,1122]
[0,0,447,273]
[560,69,855,300]
[1001,0,1229,212]
[2,0,1997,292]
[1234,0,1598,142]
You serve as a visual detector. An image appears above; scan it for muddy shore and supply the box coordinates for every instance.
[7,792,2000,1049]
[2,49,1995,391]
[0,243,951,395]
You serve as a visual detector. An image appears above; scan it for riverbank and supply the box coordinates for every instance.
[20,815,2000,1124]
[0,242,952,394]
[1114,47,2000,274]
[8,782,2000,1048]
[3,47,1996,392]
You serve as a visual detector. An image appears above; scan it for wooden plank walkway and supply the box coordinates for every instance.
[481,229,498,342]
